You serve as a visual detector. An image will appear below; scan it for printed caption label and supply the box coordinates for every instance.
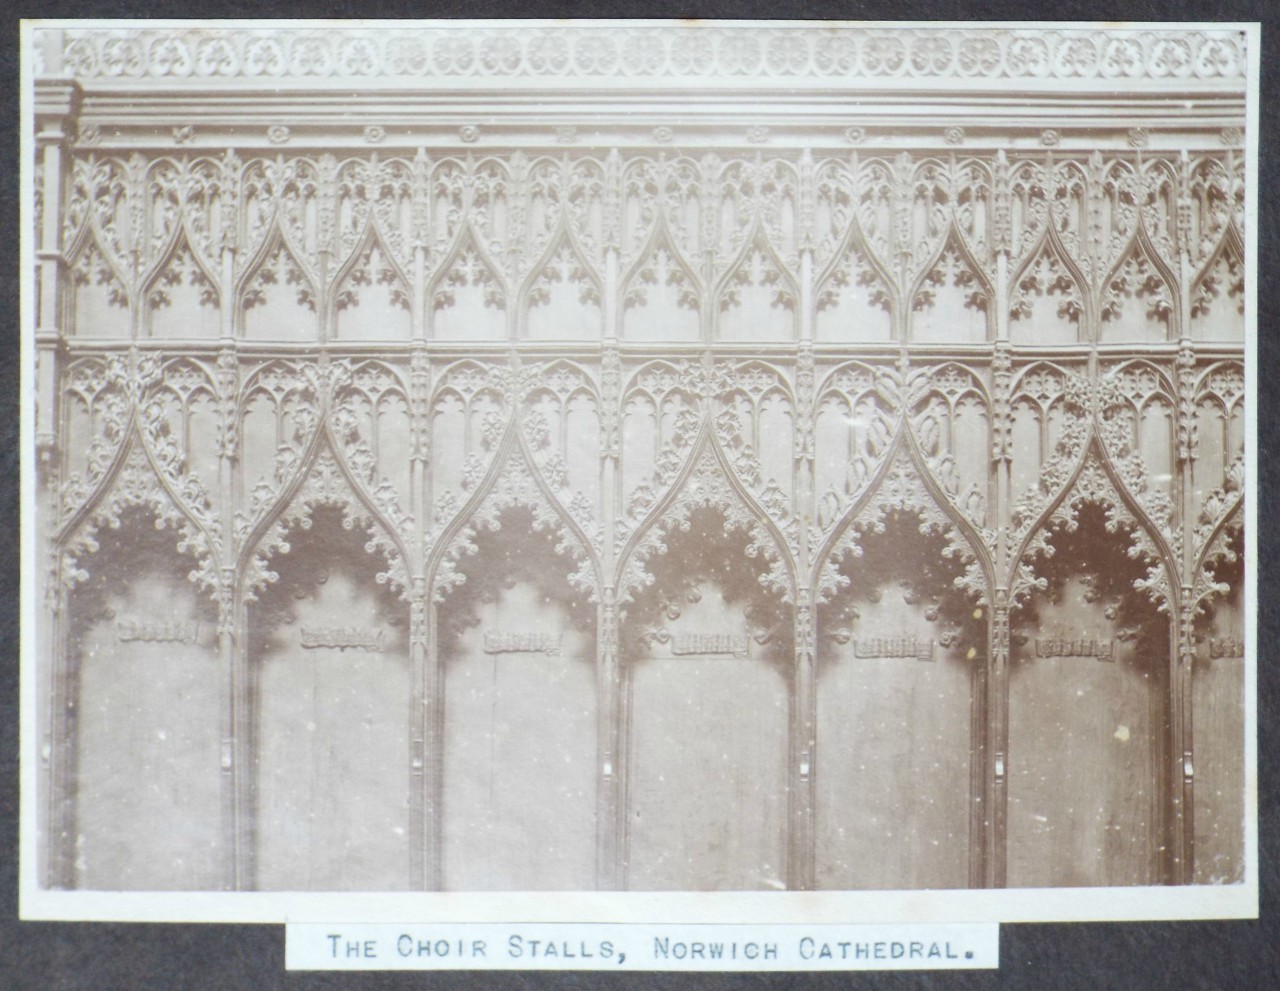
[286,922,999,971]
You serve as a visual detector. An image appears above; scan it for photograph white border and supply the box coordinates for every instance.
[18,17,1260,926]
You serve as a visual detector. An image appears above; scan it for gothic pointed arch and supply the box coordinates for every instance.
[132,353,223,529]
[236,154,324,279]
[710,357,799,540]
[427,220,510,340]
[1099,357,1179,506]
[328,358,416,537]
[1190,503,1244,619]
[1136,155,1180,264]
[236,358,326,533]
[66,218,133,338]
[1097,220,1180,342]
[139,220,222,338]
[813,424,992,608]
[58,353,139,523]
[1008,435,1178,614]
[239,421,414,602]
[519,358,604,532]
[1008,220,1088,344]
[714,217,800,341]
[813,211,897,342]
[330,215,413,339]
[908,219,993,343]
[617,359,704,537]
[428,421,602,605]
[619,209,703,341]
[615,421,796,605]
[56,427,221,599]
[1189,222,1245,341]
[235,217,319,339]
[519,215,603,340]
[1006,358,1092,520]
[332,154,416,271]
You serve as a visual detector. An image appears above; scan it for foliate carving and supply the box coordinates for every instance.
[409,350,431,464]
[815,237,891,316]
[334,239,411,314]
[624,245,699,312]
[1185,153,1245,264]
[241,239,316,314]
[59,352,154,521]
[245,451,411,601]
[48,27,1248,83]
[1093,370,1178,553]
[599,346,621,461]
[146,238,218,312]
[529,241,600,308]
[818,454,986,608]
[56,147,1250,347]
[136,357,222,541]
[1191,509,1243,618]
[70,237,130,310]
[1100,243,1174,328]
[990,346,1013,463]
[334,157,415,266]
[1013,453,1172,612]
[710,360,798,549]
[59,442,219,597]
[433,451,598,604]
[793,347,815,466]
[618,449,792,606]
[433,242,506,311]
[1190,235,1244,319]
[719,236,795,312]
[617,361,703,536]
[1009,246,1083,325]
[1009,367,1091,547]
[216,351,238,460]
[234,359,322,539]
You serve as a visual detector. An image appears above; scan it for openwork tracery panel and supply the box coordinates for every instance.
[30,22,1249,896]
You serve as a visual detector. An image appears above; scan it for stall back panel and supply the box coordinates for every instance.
[814,529,977,890]
[441,580,597,891]
[251,517,411,891]
[70,512,223,890]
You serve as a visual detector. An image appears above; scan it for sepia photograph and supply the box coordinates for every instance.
[19,19,1257,924]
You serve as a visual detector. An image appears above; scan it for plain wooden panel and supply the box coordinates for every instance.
[815,654,972,888]
[1192,583,1245,884]
[255,569,411,891]
[814,515,982,890]
[624,586,789,890]
[1007,576,1160,888]
[74,569,223,890]
[441,580,597,891]
[626,657,788,890]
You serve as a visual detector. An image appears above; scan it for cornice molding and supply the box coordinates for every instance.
[32,23,1249,90]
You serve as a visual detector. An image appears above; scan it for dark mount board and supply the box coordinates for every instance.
[5,2,1277,989]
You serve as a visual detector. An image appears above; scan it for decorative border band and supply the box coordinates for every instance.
[31,25,1248,85]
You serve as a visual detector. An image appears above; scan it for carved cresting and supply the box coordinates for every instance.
[35,22,1247,892]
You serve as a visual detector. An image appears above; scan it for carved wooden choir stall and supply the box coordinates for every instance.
[29,24,1247,892]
